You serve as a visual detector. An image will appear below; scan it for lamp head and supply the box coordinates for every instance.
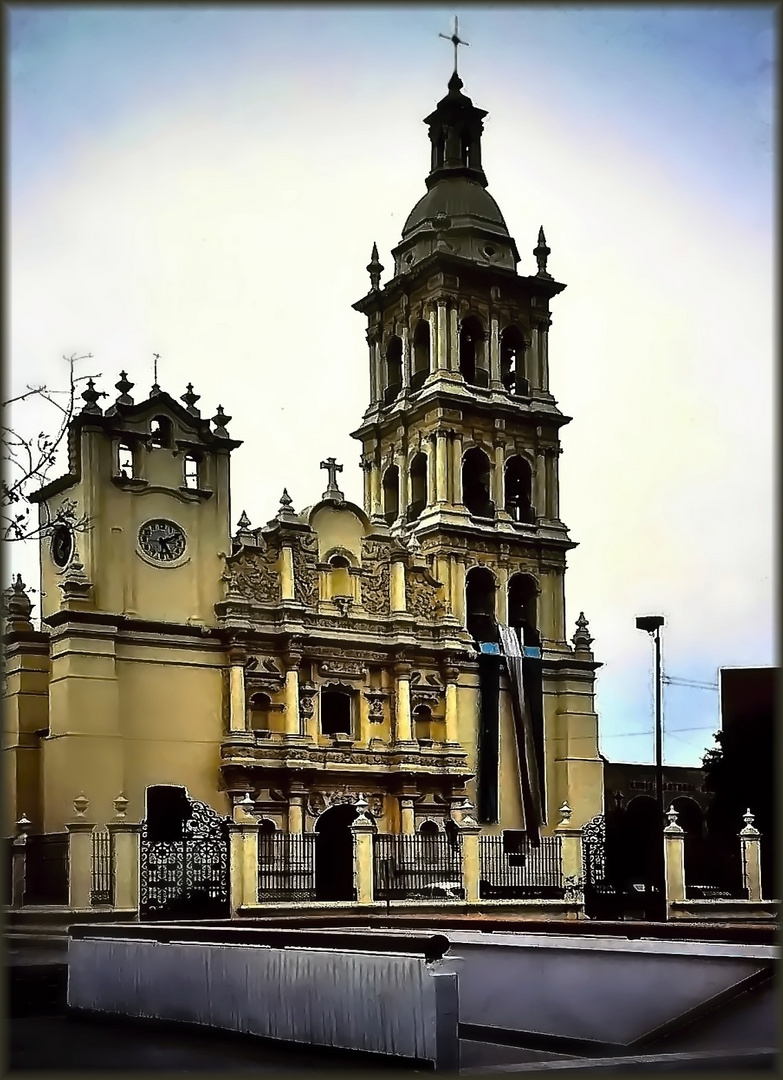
[636,614,664,634]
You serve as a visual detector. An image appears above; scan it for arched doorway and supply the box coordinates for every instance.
[314,804,357,901]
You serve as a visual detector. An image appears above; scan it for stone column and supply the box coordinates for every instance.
[436,298,448,371]
[427,434,438,504]
[390,557,407,614]
[66,803,96,909]
[283,648,302,738]
[435,430,449,503]
[427,307,437,375]
[106,817,142,912]
[229,803,260,913]
[529,327,540,391]
[351,798,375,904]
[11,815,31,908]
[228,648,247,732]
[739,810,763,901]
[545,451,556,519]
[280,546,295,602]
[399,796,416,834]
[452,557,466,625]
[288,786,306,834]
[492,441,505,511]
[401,325,411,393]
[663,806,686,909]
[395,447,408,520]
[367,331,379,405]
[394,661,414,744]
[489,317,501,388]
[534,448,547,520]
[555,803,585,915]
[443,662,461,747]
[495,566,509,625]
[449,304,459,373]
[361,457,373,517]
[551,447,562,520]
[451,431,464,505]
[459,811,482,904]
[370,453,383,520]
[539,325,550,391]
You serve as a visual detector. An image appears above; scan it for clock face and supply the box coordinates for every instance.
[138,519,186,563]
[50,525,74,569]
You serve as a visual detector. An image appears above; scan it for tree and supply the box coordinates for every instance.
[2,352,98,542]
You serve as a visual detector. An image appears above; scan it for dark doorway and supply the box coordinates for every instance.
[320,688,353,736]
[315,804,357,901]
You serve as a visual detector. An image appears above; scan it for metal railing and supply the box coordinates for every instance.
[257,833,316,902]
[23,833,69,906]
[685,838,748,900]
[91,829,115,906]
[373,833,464,901]
[479,834,564,899]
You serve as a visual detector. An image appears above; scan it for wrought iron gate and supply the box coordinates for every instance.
[582,813,618,919]
[140,792,230,920]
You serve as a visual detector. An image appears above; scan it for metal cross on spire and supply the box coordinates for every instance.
[152,352,162,395]
[320,457,344,501]
[439,16,469,75]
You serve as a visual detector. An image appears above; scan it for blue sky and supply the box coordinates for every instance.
[7,5,777,766]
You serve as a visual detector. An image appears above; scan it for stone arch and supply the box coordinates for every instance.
[384,335,403,404]
[411,319,431,391]
[500,325,528,395]
[413,702,434,741]
[462,446,493,518]
[382,464,400,524]
[504,454,535,523]
[248,692,273,732]
[466,565,498,644]
[149,415,173,449]
[459,315,488,387]
[408,452,428,521]
[507,573,539,646]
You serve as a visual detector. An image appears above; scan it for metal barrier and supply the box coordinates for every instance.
[685,839,748,900]
[373,833,464,901]
[479,834,564,899]
[24,833,69,905]
[91,828,115,906]
[258,833,317,902]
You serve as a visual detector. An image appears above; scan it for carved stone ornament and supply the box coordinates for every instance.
[299,685,317,719]
[405,566,446,621]
[222,542,280,604]
[563,875,584,903]
[292,533,318,606]
[364,689,387,722]
[318,659,367,679]
[360,538,391,616]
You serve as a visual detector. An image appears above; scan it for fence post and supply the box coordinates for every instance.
[230,793,259,913]
[458,802,482,904]
[663,805,686,911]
[12,814,31,907]
[555,803,584,910]
[106,793,141,912]
[351,796,375,905]
[739,809,763,901]
[66,794,95,909]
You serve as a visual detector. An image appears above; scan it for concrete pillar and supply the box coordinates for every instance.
[394,662,413,744]
[443,663,460,746]
[663,806,686,908]
[399,796,416,834]
[228,650,247,732]
[280,546,295,601]
[435,431,449,503]
[460,818,482,904]
[351,803,375,904]
[66,819,96,909]
[492,442,505,510]
[489,317,501,387]
[451,431,464,505]
[106,820,142,912]
[739,810,763,901]
[390,558,407,614]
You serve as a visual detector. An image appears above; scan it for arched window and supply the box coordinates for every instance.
[258,817,277,863]
[382,465,399,525]
[459,316,488,388]
[419,818,440,863]
[462,447,493,518]
[183,454,199,490]
[408,453,428,521]
[328,553,351,597]
[508,574,539,649]
[117,443,134,478]
[504,456,535,523]
[321,688,352,737]
[149,416,172,449]
[384,336,403,404]
[500,326,528,396]
[466,566,497,644]
[414,704,433,742]
[411,320,431,391]
[248,692,272,732]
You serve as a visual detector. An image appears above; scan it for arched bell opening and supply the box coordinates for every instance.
[384,336,403,404]
[466,565,498,645]
[459,316,488,388]
[507,573,539,649]
[462,446,494,519]
[504,455,535,524]
[408,452,428,521]
[500,326,529,396]
[411,319,431,391]
[382,465,400,525]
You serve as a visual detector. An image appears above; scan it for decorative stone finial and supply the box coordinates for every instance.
[238,792,254,808]
[73,793,89,818]
[665,805,679,829]
[277,489,297,521]
[354,794,370,818]
[320,458,344,502]
[113,793,129,819]
[367,243,384,291]
[458,797,477,826]
[558,802,573,826]
[572,612,593,652]
[16,814,31,836]
[211,406,232,438]
[740,808,760,837]
[407,531,422,557]
[534,226,552,279]
[81,379,106,415]
[181,383,201,416]
[114,371,134,406]
[4,575,33,627]
[237,510,252,532]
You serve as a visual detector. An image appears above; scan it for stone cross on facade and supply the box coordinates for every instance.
[320,457,344,501]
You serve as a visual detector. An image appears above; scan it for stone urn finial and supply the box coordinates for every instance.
[665,805,679,829]
[354,794,370,819]
[113,793,129,820]
[558,802,573,826]
[16,814,31,836]
[72,793,89,819]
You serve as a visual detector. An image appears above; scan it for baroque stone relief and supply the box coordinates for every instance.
[360,538,391,616]
[222,541,281,604]
[405,566,446,621]
[292,533,318,606]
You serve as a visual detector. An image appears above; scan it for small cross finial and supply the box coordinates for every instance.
[320,457,344,501]
[367,242,384,291]
[439,16,469,75]
[152,352,161,394]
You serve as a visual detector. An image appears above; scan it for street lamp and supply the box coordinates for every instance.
[636,615,665,821]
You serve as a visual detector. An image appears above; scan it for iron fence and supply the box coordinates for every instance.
[373,833,464,901]
[23,833,70,906]
[90,829,115,905]
[257,833,317,902]
[685,838,748,900]
[479,834,564,899]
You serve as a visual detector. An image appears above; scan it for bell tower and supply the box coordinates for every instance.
[351,71,604,826]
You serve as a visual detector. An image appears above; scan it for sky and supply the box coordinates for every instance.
[7,5,777,767]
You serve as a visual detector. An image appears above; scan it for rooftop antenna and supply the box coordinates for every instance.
[439,16,469,76]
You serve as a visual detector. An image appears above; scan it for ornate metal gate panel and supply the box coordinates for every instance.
[582,813,617,919]
[140,794,230,921]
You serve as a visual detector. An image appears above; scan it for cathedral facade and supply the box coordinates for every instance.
[4,71,604,896]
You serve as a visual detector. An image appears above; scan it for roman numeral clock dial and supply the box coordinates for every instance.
[138,519,187,563]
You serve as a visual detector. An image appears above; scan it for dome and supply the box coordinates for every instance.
[402,178,510,238]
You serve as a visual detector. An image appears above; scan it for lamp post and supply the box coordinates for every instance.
[635,615,665,820]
